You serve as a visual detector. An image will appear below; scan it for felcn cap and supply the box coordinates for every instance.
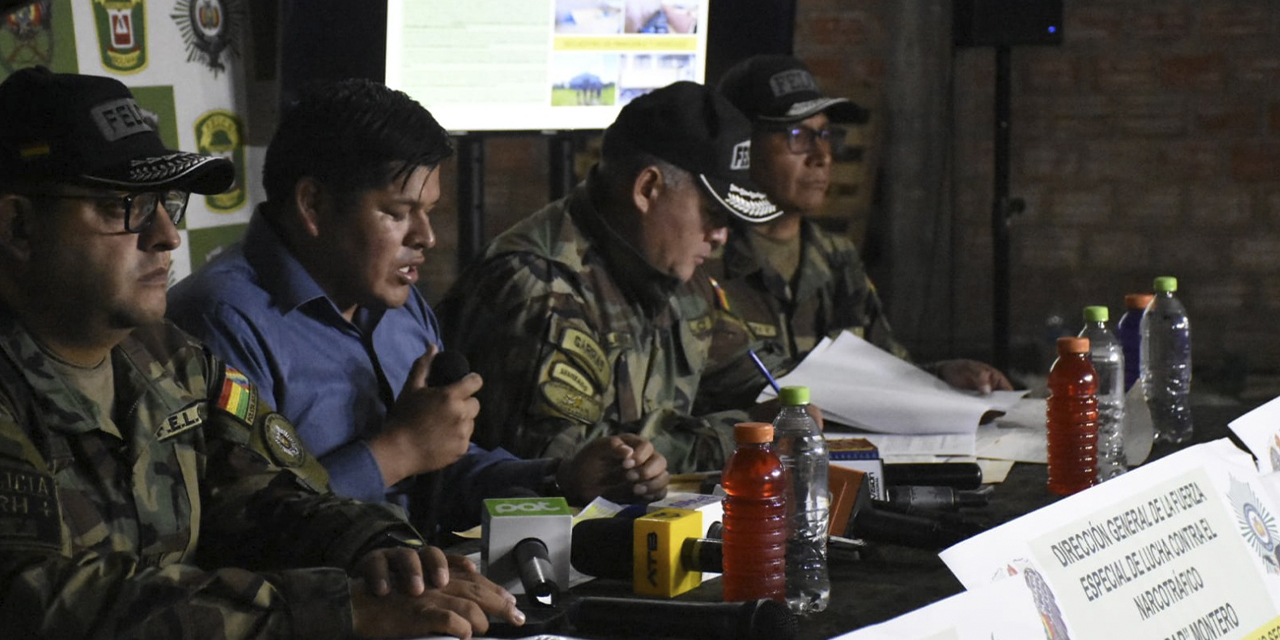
[0,67,233,194]
[718,55,869,125]
[602,81,781,223]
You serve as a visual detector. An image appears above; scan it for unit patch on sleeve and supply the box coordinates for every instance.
[549,361,596,396]
[558,327,610,389]
[539,380,603,425]
[262,413,306,468]
[214,365,258,425]
[0,462,60,552]
[746,321,779,338]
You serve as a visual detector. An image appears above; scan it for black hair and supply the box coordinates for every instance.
[262,78,453,216]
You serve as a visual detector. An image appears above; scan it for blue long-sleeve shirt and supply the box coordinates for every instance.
[168,211,551,531]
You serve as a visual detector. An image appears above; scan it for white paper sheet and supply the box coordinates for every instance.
[759,332,1026,436]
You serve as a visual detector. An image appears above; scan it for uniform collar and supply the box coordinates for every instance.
[569,169,682,316]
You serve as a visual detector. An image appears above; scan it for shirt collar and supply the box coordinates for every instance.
[242,207,339,316]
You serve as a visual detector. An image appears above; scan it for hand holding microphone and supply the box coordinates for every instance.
[370,347,481,485]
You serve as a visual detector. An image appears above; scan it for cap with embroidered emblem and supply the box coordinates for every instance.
[718,55,869,125]
[0,66,233,193]
[602,81,781,223]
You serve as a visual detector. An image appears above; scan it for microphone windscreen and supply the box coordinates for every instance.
[570,516,634,579]
[427,350,471,386]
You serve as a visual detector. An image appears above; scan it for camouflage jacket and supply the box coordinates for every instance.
[692,217,909,413]
[0,311,415,639]
[438,174,749,473]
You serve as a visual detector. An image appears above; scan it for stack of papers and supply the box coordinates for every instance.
[757,332,1029,460]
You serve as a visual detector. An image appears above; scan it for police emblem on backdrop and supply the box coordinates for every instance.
[0,0,55,76]
[92,0,147,74]
[172,0,242,77]
[1228,475,1280,574]
[194,109,245,212]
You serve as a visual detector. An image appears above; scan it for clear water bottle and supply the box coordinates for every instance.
[721,422,787,603]
[1079,306,1127,480]
[1047,337,1099,496]
[1141,277,1193,444]
[772,386,830,614]
[1116,293,1154,392]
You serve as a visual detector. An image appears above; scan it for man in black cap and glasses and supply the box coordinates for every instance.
[0,67,524,639]
[693,54,1011,415]
[438,81,783,474]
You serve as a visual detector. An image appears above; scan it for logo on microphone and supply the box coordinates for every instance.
[485,497,573,517]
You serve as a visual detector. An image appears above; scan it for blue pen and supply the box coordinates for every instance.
[749,349,782,394]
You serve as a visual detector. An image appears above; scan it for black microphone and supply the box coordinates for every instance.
[413,349,471,542]
[426,350,471,386]
[569,597,796,640]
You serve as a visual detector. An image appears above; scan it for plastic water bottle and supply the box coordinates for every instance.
[1046,336,1098,496]
[1116,293,1154,392]
[1141,277,1192,445]
[1079,306,1127,481]
[772,386,830,614]
[721,422,787,603]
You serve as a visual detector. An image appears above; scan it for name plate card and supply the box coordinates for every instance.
[940,439,1280,639]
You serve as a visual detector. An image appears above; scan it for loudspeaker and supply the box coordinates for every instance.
[954,0,1063,47]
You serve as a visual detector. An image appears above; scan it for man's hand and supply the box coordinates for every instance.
[559,434,669,505]
[351,545,480,597]
[369,347,483,486]
[349,569,524,639]
[932,359,1013,394]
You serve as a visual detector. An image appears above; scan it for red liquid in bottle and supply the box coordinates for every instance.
[721,422,788,602]
[1047,336,1099,496]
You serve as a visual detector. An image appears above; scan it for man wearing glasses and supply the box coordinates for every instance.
[0,67,523,638]
[693,55,1010,414]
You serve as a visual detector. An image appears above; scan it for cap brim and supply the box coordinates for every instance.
[759,97,870,124]
[79,152,235,194]
[698,174,783,224]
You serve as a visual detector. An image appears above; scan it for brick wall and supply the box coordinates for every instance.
[795,0,1280,378]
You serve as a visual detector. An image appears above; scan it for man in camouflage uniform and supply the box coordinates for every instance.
[0,68,522,639]
[693,55,1012,414]
[438,82,781,473]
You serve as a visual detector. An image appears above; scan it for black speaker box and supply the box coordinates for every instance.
[954,0,1063,47]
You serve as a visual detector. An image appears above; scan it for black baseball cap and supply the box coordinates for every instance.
[0,67,233,194]
[718,55,869,125]
[602,81,781,223]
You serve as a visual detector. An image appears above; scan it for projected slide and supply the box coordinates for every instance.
[386,0,709,132]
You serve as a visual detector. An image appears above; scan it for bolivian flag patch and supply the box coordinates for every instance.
[215,365,257,425]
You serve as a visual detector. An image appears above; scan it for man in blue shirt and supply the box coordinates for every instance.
[168,79,668,536]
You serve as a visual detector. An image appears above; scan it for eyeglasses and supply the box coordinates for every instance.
[770,125,847,155]
[23,189,191,233]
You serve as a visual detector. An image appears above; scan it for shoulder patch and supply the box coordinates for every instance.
[558,327,610,388]
[549,361,596,396]
[746,321,779,338]
[263,413,306,468]
[214,365,258,425]
[539,380,603,425]
[157,402,206,441]
[0,462,61,552]
[689,316,714,335]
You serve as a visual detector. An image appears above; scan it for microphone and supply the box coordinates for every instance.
[568,597,797,640]
[883,461,983,490]
[426,349,471,386]
[571,509,719,597]
[413,349,472,542]
[481,493,572,607]
[829,466,984,549]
